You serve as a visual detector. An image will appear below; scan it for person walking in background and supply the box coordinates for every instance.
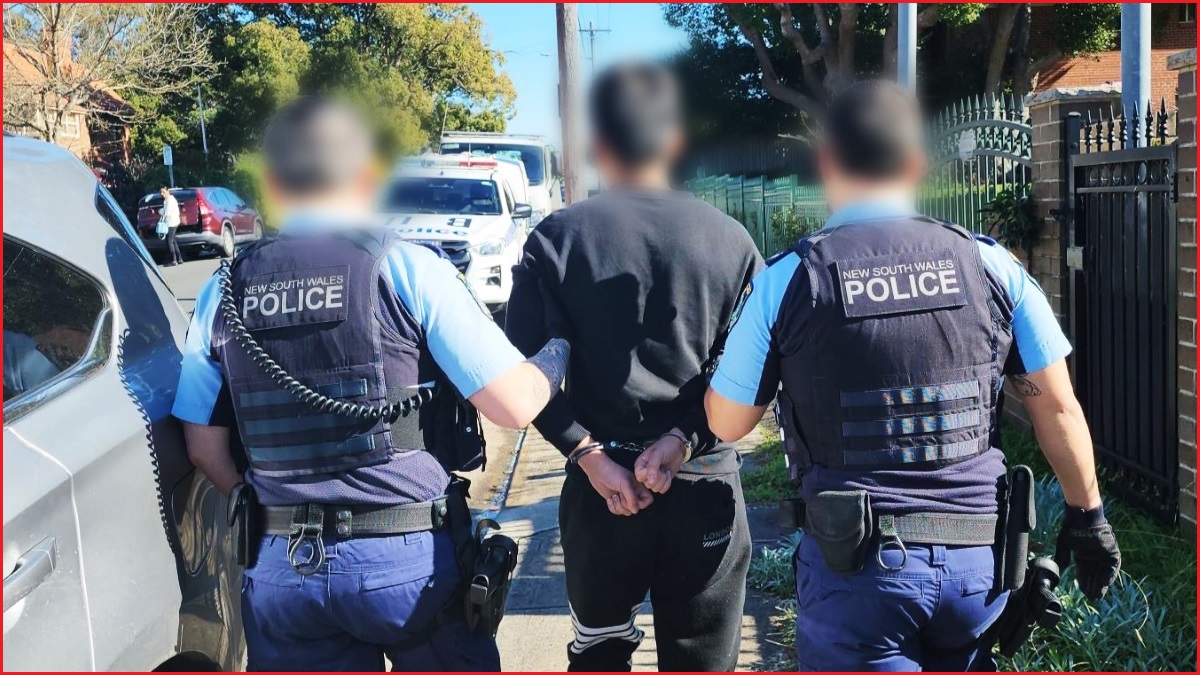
[505,63,763,672]
[160,186,183,266]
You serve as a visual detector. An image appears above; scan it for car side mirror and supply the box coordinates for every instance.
[513,204,533,219]
[550,151,562,178]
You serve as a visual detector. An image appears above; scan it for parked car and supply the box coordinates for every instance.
[136,186,264,260]
[3,137,245,671]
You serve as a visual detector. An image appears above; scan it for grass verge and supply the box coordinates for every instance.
[741,438,793,503]
[745,423,1197,671]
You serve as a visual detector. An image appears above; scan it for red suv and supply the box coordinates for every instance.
[137,187,264,260]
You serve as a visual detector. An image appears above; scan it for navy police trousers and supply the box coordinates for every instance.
[794,534,1007,671]
[241,530,500,672]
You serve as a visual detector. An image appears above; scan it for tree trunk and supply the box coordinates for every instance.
[984,4,1022,96]
[882,5,897,78]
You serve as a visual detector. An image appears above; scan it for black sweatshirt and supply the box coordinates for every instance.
[505,187,764,464]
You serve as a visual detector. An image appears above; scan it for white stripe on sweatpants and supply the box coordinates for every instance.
[568,603,645,654]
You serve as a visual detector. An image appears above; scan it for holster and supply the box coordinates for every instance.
[804,490,873,575]
[995,465,1036,592]
[466,522,519,637]
[228,482,261,569]
[443,476,519,637]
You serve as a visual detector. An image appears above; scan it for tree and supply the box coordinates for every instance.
[237,3,515,153]
[665,2,1126,136]
[2,3,215,144]
[665,4,987,120]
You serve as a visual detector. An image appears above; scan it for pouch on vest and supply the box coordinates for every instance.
[421,381,486,473]
[805,490,873,575]
[775,390,810,487]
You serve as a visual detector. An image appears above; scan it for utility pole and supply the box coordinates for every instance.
[1120,3,1151,146]
[897,4,917,91]
[557,3,585,204]
[579,19,611,78]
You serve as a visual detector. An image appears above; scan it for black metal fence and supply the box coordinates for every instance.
[1065,101,1179,522]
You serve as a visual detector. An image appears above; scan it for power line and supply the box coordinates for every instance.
[579,19,611,78]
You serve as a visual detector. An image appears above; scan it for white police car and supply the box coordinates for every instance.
[380,156,533,310]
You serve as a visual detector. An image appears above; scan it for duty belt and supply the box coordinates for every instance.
[877,512,997,546]
[263,499,449,538]
[263,498,451,575]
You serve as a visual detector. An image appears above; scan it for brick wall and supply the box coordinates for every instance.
[1169,49,1197,530]
[1029,5,1195,107]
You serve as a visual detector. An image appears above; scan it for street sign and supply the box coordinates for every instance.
[162,145,173,166]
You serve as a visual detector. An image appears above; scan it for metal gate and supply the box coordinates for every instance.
[921,95,1032,233]
[1066,104,1179,522]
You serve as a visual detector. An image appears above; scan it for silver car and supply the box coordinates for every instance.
[3,137,244,670]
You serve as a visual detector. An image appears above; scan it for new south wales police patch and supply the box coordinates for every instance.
[834,249,967,319]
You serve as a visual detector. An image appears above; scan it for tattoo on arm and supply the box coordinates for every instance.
[527,338,570,402]
[1010,374,1042,397]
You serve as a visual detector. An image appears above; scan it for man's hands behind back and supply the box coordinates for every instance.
[577,444,654,516]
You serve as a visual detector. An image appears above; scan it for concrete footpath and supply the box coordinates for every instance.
[492,426,791,672]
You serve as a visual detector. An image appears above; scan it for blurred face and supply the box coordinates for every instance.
[817,143,926,212]
[264,164,379,222]
[159,188,168,198]
[590,127,683,189]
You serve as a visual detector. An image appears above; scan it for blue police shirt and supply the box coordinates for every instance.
[711,199,1073,514]
[172,210,526,505]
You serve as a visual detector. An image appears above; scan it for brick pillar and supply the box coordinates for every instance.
[1169,49,1197,531]
[1004,87,1121,427]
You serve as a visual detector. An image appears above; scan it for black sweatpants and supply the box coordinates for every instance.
[559,464,751,672]
[166,226,183,264]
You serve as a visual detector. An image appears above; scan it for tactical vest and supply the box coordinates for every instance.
[776,217,1012,478]
[216,229,482,479]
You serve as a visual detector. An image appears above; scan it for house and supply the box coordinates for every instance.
[3,41,132,167]
[1029,4,1196,106]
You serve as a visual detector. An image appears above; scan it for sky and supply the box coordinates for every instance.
[467,3,690,146]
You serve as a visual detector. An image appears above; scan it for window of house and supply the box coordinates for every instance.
[3,238,110,407]
[59,112,81,139]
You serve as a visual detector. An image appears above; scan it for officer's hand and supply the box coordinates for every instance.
[1054,504,1121,601]
[634,434,687,494]
[578,450,654,516]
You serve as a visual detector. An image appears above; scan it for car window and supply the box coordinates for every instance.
[382,178,502,215]
[226,190,246,208]
[3,238,111,409]
[206,189,228,207]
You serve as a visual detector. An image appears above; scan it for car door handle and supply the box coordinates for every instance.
[4,537,56,611]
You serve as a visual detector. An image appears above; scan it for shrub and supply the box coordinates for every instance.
[770,206,821,250]
[746,424,1197,671]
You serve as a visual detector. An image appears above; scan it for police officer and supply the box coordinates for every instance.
[172,97,570,672]
[704,81,1121,671]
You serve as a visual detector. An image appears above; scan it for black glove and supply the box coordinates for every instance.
[1054,503,1121,601]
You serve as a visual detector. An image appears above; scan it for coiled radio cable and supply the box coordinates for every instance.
[216,259,433,423]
